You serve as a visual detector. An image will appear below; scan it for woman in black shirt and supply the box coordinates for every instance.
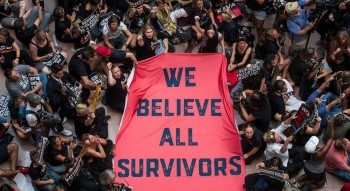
[136,24,169,60]
[197,24,224,54]
[240,123,266,164]
[53,7,74,43]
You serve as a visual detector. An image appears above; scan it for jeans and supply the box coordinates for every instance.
[110,34,127,49]
[47,163,66,183]
[27,7,51,32]
[39,72,47,100]
[331,153,350,181]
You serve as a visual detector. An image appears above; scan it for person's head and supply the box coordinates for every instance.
[242,123,255,139]
[205,24,216,38]
[76,103,89,116]
[299,47,317,61]
[111,64,123,79]
[263,130,281,143]
[4,69,20,81]
[66,9,77,21]
[341,71,350,85]
[273,80,287,94]
[334,138,348,151]
[337,30,349,45]
[334,113,346,127]
[264,54,279,67]
[29,150,40,164]
[81,46,97,63]
[221,11,231,22]
[265,28,280,40]
[34,29,47,43]
[15,96,26,107]
[81,133,98,144]
[0,28,10,43]
[285,1,300,15]
[26,93,41,107]
[53,6,65,19]
[270,157,283,169]
[141,24,157,40]
[248,90,268,110]
[48,135,63,149]
[339,0,350,10]
[108,15,120,31]
[99,169,116,185]
[195,0,204,9]
[156,0,166,11]
[237,34,248,48]
[135,4,144,14]
[51,63,64,79]
[309,97,323,107]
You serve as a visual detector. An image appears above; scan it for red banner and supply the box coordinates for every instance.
[114,53,245,190]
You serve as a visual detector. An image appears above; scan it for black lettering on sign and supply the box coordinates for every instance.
[237,59,264,80]
[89,73,107,87]
[0,95,10,118]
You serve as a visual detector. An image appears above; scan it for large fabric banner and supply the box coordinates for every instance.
[114,53,245,190]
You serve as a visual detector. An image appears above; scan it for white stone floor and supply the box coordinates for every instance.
[0,0,346,190]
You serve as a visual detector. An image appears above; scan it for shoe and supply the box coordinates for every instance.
[59,129,73,137]
[17,166,29,174]
[62,116,68,124]
[104,115,111,123]
[101,95,107,105]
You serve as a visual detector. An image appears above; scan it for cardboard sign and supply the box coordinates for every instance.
[28,75,40,90]
[114,53,244,190]
[79,12,99,34]
[89,72,107,87]
[290,103,313,134]
[258,167,285,181]
[237,59,264,80]
[41,51,65,67]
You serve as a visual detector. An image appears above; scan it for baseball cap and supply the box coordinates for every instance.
[26,93,41,105]
[285,1,299,15]
[96,46,112,56]
[305,136,319,153]
[26,113,38,127]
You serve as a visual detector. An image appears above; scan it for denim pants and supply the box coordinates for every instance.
[331,152,350,181]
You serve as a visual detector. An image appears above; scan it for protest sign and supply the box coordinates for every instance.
[0,95,10,117]
[114,53,244,190]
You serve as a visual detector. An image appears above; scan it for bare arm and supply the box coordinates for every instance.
[80,76,97,90]
[103,34,114,49]
[239,102,255,122]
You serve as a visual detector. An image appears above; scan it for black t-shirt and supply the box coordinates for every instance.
[74,32,90,50]
[74,115,91,140]
[136,33,166,61]
[245,0,271,11]
[268,92,286,120]
[55,18,72,42]
[0,36,15,55]
[255,40,279,59]
[29,163,46,181]
[129,9,150,33]
[109,49,127,63]
[241,129,264,148]
[45,147,67,166]
[15,25,37,46]
[68,48,93,82]
[288,56,308,86]
[193,1,211,29]
[250,104,272,132]
[105,79,127,106]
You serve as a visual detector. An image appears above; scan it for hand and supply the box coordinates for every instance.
[196,32,202,39]
[286,135,294,143]
[194,16,200,21]
[213,23,218,30]
[328,13,334,21]
[121,45,127,51]
[335,48,341,54]
[130,8,136,14]
[307,22,314,29]
[347,47,350,53]
[243,154,249,159]
[137,35,143,41]
[61,86,67,95]
[46,53,53,59]
[316,117,322,122]
[12,58,19,65]
[48,179,55,184]
[107,62,112,70]
[2,123,10,129]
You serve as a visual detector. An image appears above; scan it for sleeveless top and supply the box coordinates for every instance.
[304,153,325,174]
[235,43,251,68]
[199,32,218,53]
[30,38,52,57]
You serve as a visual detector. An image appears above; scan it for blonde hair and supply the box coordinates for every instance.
[263,131,275,143]
[141,24,157,41]
[34,29,47,42]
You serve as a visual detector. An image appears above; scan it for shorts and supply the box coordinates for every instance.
[0,143,10,164]
[245,6,267,20]
[304,166,325,181]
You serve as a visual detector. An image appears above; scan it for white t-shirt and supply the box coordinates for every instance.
[264,123,293,167]
[102,22,127,40]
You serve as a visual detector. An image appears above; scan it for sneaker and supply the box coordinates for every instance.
[59,129,73,137]
[104,115,111,123]
[62,117,68,124]
[17,166,29,174]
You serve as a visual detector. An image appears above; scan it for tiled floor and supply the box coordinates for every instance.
[0,0,346,190]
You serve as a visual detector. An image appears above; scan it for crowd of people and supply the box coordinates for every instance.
[0,0,349,190]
